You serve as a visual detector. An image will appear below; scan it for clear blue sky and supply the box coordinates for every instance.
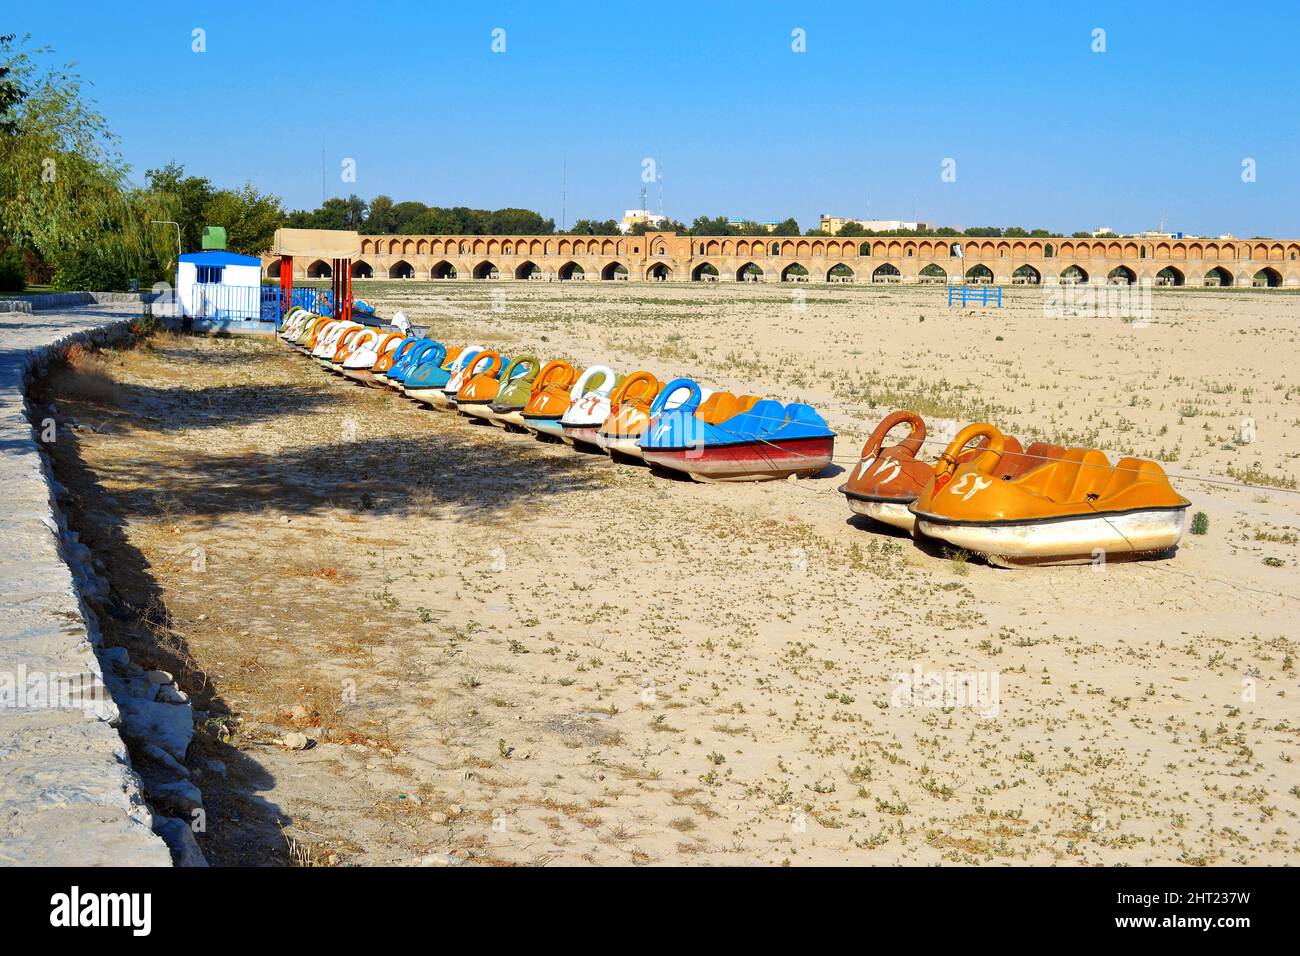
[12,0,1299,236]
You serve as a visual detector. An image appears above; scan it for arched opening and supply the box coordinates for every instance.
[1253,267,1282,288]
[949,242,962,257]
[351,260,372,279]
[515,260,540,280]
[647,263,672,281]
[1155,266,1184,287]
[473,260,498,280]
[1012,264,1041,285]
[1107,265,1136,285]
[1203,266,1232,287]
[781,262,809,282]
[827,264,854,282]
[1060,265,1088,284]
[872,263,901,283]
[430,260,456,279]
[859,242,871,257]
[307,259,332,278]
[691,262,719,281]
[557,261,584,281]
[388,260,415,279]
[737,262,763,282]
[769,242,780,256]
[601,261,628,281]
[1044,243,1055,258]
[965,264,994,283]
[918,263,946,283]
[265,259,281,279]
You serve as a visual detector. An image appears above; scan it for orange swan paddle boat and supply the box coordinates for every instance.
[456,354,537,422]
[909,423,1190,566]
[498,360,576,430]
[840,411,1067,534]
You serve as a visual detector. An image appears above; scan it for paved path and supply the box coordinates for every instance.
[0,304,172,866]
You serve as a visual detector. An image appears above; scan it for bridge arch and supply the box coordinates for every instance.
[388,259,415,279]
[872,263,901,282]
[919,263,947,282]
[1060,265,1088,284]
[1156,266,1184,286]
[827,263,854,282]
[1107,265,1137,285]
[965,264,994,283]
[473,260,498,279]
[515,260,540,280]
[1203,266,1233,287]
[601,261,628,281]
[557,261,584,280]
[351,260,373,279]
[264,260,281,279]
[646,262,672,281]
[430,260,456,279]
[1252,266,1282,288]
[306,259,332,278]
[737,262,763,282]
[1012,264,1041,284]
[691,262,719,281]
[781,262,808,282]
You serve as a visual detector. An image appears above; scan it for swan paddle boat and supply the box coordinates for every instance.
[496,360,575,430]
[405,346,483,406]
[639,382,835,481]
[438,349,504,410]
[909,423,1191,566]
[399,343,462,401]
[341,331,404,384]
[839,411,1067,533]
[595,377,712,460]
[558,366,627,448]
[385,339,447,391]
[522,365,616,440]
[458,355,538,422]
[329,326,380,374]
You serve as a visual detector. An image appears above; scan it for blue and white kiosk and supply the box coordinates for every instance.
[176,250,263,322]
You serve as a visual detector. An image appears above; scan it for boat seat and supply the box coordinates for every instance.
[697,392,760,425]
[1019,449,1113,503]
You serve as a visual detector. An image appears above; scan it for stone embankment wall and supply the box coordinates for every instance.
[1,294,202,866]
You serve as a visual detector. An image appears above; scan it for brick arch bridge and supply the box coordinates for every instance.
[262,233,1300,288]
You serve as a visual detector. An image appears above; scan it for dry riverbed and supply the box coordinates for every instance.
[38,283,1300,866]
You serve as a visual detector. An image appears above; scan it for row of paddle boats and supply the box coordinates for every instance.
[278,309,1191,567]
[278,309,836,482]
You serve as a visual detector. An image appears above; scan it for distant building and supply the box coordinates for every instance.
[727,219,779,233]
[820,215,929,234]
[619,209,666,234]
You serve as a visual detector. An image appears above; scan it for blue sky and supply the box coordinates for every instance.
[11,0,1299,235]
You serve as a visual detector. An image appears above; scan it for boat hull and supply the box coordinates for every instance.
[491,408,528,429]
[597,434,645,459]
[560,424,603,448]
[913,506,1188,567]
[523,416,565,439]
[458,401,495,421]
[642,436,834,482]
[846,496,916,533]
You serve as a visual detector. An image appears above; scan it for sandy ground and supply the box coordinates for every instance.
[40,282,1299,866]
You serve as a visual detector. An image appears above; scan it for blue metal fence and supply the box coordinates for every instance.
[188,284,337,322]
[947,284,1003,308]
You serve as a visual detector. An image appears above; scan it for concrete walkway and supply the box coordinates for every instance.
[0,302,172,866]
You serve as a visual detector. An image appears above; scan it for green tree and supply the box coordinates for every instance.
[836,221,865,236]
[201,184,285,255]
[145,161,215,251]
[769,217,801,236]
[567,218,620,235]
